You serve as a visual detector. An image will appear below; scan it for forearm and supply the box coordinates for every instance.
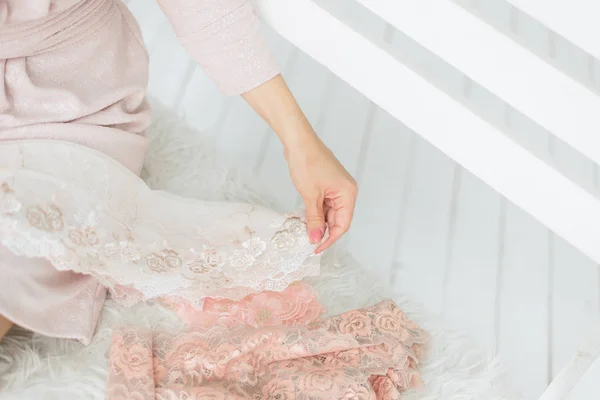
[242,75,320,153]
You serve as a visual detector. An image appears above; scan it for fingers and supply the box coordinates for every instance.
[304,194,326,243]
[315,226,342,254]
[316,204,354,254]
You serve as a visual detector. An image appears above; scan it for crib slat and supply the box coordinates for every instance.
[255,0,600,265]
[540,323,600,400]
[178,67,228,133]
[347,109,414,279]
[147,26,195,109]
[317,79,372,177]
[444,172,504,352]
[354,0,600,170]
[393,140,456,317]
[551,239,599,380]
[498,205,550,398]
[504,0,600,61]
[565,355,600,399]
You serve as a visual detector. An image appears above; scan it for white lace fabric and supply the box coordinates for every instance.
[0,140,321,308]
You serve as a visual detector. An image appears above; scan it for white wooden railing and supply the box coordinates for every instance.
[256,0,600,267]
[254,0,600,397]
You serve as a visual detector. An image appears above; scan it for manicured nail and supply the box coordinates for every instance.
[309,228,323,243]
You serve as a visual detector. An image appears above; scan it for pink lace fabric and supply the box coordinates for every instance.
[163,282,325,329]
[106,299,426,400]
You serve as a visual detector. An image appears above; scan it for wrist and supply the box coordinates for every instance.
[278,117,319,149]
[281,126,321,160]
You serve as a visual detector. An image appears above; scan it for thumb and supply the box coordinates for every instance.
[304,195,326,243]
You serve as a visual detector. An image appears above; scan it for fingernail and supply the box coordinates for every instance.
[309,228,323,243]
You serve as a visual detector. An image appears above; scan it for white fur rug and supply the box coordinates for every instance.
[0,103,521,399]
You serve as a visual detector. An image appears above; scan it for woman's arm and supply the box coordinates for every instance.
[157,0,357,251]
[242,75,357,253]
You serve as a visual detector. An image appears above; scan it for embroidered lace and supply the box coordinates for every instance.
[107,300,426,400]
[0,141,320,307]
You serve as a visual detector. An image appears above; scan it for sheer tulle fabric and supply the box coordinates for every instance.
[107,299,426,400]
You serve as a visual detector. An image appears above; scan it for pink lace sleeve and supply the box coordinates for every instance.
[156,0,280,96]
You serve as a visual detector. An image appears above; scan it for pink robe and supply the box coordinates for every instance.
[0,0,279,344]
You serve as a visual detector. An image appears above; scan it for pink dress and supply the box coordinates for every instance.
[0,1,427,398]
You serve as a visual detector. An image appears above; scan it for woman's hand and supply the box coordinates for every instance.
[242,75,358,252]
[285,134,357,253]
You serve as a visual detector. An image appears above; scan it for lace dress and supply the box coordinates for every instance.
[0,1,427,398]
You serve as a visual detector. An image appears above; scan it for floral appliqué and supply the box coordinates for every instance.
[271,217,306,251]
[184,248,225,279]
[68,227,100,247]
[145,249,183,273]
[26,204,64,232]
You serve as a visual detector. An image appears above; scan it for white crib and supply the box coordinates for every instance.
[126,0,600,398]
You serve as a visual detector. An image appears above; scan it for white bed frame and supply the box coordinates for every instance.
[254,0,600,397]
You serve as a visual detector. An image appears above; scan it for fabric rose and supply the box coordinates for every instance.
[374,310,402,333]
[299,370,342,394]
[326,349,361,368]
[162,249,183,268]
[109,339,152,380]
[229,251,255,270]
[26,204,64,231]
[165,339,210,369]
[263,379,297,400]
[145,253,168,272]
[202,248,225,268]
[163,369,195,387]
[242,238,267,257]
[243,330,282,351]
[228,354,260,386]
[369,376,399,399]
[185,259,211,276]
[271,230,297,251]
[145,249,182,272]
[68,227,99,247]
[338,311,372,337]
[213,342,241,368]
[283,216,306,236]
[341,384,374,400]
